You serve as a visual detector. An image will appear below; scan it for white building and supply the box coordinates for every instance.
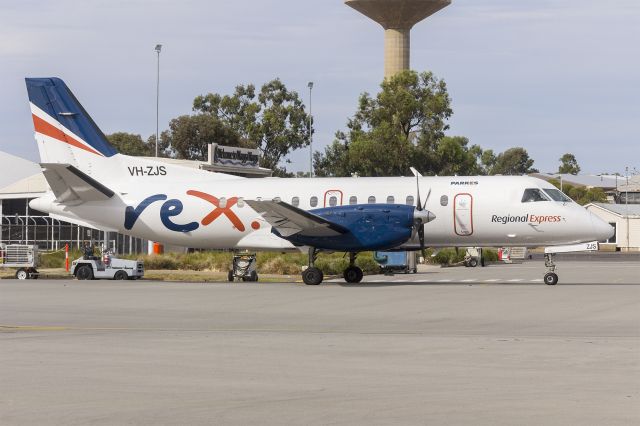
[585,203,640,252]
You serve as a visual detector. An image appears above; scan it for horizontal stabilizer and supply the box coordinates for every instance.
[40,163,115,204]
[245,200,348,238]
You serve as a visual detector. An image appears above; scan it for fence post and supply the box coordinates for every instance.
[65,243,69,272]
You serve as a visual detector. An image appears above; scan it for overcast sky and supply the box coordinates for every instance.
[0,0,638,175]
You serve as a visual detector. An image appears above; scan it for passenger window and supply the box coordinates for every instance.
[291,196,300,207]
[329,196,337,207]
[521,188,549,203]
[386,196,395,204]
[543,188,572,203]
[368,196,376,204]
[440,195,448,206]
[219,197,227,208]
[406,195,414,206]
[273,197,281,202]
[349,196,357,205]
[310,196,318,207]
[237,197,245,208]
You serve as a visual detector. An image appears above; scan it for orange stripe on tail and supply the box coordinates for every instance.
[32,114,103,156]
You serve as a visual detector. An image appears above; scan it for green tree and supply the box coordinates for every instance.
[548,179,607,205]
[106,132,152,156]
[160,114,241,160]
[490,147,538,175]
[558,153,581,175]
[193,79,311,176]
[315,70,481,177]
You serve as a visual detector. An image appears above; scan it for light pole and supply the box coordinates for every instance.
[307,81,314,177]
[625,166,629,251]
[155,44,162,157]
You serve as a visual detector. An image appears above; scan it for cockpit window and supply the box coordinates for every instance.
[543,188,572,203]
[521,188,549,203]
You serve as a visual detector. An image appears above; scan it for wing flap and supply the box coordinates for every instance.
[41,163,114,204]
[245,200,348,237]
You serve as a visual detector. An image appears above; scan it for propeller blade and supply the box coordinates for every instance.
[415,174,422,211]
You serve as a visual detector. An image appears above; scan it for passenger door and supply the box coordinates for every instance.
[454,193,474,236]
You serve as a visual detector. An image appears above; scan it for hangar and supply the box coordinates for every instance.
[585,203,640,252]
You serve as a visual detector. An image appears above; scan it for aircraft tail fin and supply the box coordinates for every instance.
[25,77,117,166]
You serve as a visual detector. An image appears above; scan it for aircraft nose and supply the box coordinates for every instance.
[589,212,614,242]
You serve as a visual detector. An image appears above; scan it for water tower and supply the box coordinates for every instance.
[345,0,451,78]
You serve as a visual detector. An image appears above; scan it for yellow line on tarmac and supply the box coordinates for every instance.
[0,325,69,331]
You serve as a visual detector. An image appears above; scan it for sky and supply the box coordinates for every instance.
[0,0,638,175]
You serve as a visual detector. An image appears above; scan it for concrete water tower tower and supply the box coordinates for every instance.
[345,0,451,78]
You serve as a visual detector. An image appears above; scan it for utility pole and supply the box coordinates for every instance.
[307,82,314,177]
[155,44,162,157]
[625,166,629,251]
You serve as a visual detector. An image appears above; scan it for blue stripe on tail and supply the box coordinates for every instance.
[25,77,117,157]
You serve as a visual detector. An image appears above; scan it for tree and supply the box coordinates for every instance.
[315,70,474,177]
[558,153,581,175]
[548,179,607,205]
[490,147,538,175]
[193,79,311,176]
[106,132,152,156]
[160,114,241,160]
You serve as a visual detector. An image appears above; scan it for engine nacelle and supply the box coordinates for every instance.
[273,204,416,251]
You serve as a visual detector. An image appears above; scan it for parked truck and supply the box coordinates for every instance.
[374,251,418,274]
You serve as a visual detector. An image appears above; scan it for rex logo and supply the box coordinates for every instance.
[124,190,245,233]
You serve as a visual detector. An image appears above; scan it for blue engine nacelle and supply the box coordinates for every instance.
[272,204,415,251]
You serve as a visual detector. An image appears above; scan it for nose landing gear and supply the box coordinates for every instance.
[543,253,558,285]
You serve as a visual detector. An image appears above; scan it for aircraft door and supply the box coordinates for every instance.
[324,190,343,207]
[454,193,474,236]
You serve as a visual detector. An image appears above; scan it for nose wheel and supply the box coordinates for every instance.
[544,272,558,285]
[543,253,559,285]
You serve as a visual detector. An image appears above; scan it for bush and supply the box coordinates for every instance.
[483,249,499,262]
[432,248,466,266]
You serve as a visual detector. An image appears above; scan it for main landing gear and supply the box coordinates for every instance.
[302,248,323,285]
[543,253,559,285]
[301,249,364,285]
[343,252,363,284]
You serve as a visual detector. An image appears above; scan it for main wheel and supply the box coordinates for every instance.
[113,270,128,280]
[76,265,94,281]
[544,272,558,285]
[15,269,28,280]
[227,270,234,282]
[343,266,363,283]
[302,267,323,285]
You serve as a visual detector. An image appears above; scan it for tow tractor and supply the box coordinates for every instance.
[71,248,144,280]
[0,244,39,279]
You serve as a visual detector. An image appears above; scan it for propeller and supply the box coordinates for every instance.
[412,171,436,259]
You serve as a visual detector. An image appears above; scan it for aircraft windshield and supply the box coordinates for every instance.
[543,188,572,202]
[521,188,549,203]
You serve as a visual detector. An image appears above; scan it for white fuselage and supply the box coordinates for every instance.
[30,154,614,251]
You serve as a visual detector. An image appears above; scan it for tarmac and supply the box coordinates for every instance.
[1,259,639,425]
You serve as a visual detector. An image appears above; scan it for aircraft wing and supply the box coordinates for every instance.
[40,163,115,204]
[245,200,348,238]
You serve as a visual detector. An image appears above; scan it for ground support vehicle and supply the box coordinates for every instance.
[228,252,258,282]
[374,251,417,275]
[0,244,40,279]
[71,254,144,280]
